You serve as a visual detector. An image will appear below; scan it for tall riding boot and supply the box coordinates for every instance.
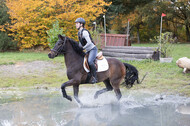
[89,64,98,84]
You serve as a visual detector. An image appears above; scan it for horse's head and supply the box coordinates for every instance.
[48,34,66,59]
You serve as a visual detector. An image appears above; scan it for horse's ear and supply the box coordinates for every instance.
[58,34,64,40]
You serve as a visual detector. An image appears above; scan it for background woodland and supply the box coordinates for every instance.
[0,0,190,51]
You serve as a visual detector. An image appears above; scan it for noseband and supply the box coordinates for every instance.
[51,37,67,54]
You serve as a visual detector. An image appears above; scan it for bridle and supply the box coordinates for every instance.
[51,37,67,54]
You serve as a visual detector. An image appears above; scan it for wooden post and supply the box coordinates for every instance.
[103,15,106,47]
[126,19,130,46]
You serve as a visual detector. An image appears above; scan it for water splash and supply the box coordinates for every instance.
[0,88,190,126]
[1,120,13,126]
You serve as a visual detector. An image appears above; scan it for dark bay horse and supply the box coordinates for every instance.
[48,35,135,105]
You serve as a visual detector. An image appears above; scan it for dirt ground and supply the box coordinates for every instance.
[0,60,67,97]
[0,61,64,78]
[1,60,190,98]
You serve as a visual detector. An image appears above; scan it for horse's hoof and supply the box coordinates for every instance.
[94,94,98,99]
[66,96,72,101]
[78,103,84,108]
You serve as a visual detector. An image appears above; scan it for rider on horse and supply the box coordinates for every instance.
[75,17,98,84]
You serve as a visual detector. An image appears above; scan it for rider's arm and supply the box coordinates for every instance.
[79,42,83,48]
[82,30,95,51]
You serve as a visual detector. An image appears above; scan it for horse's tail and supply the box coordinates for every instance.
[122,63,147,88]
[139,72,148,84]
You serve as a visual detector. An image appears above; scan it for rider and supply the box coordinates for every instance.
[75,17,98,84]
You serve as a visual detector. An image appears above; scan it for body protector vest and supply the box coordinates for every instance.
[78,29,95,47]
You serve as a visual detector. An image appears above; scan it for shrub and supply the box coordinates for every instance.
[46,20,64,49]
[0,0,17,51]
[0,31,17,52]
[151,32,174,58]
[5,0,109,49]
[90,26,104,50]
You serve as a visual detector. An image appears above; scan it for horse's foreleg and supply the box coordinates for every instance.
[73,85,83,106]
[61,79,75,101]
[94,88,109,99]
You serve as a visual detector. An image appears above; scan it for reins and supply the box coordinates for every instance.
[51,37,67,54]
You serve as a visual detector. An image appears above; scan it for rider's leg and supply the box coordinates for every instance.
[88,47,98,84]
[89,64,97,83]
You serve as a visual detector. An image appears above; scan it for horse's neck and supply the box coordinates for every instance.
[64,43,83,68]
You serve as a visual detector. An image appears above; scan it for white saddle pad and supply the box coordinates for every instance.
[83,57,109,73]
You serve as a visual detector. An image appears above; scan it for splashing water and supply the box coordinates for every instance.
[0,87,190,126]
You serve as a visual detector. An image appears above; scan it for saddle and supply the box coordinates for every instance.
[83,51,109,73]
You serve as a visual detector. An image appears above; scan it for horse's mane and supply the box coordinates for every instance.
[67,37,86,57]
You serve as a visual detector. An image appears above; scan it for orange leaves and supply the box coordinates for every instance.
[5,0,110,49]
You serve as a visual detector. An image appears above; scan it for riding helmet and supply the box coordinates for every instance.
[75,18,85,25]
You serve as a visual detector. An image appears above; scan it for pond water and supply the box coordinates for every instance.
[0,87,190,126]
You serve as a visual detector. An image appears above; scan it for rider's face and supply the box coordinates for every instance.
[76,22,82,29]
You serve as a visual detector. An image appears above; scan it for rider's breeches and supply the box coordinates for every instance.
[87,47,98,67]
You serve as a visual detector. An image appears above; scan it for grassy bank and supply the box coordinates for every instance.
[127,43,190,96]
[0,51,67,88]
[0,51,64,65]
[0,44,190,96]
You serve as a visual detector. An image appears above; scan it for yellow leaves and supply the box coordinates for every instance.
[0,26,6,32]
[5,0,110,49]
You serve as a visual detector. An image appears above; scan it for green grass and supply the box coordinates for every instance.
[0,51,65,65]
[0,44,190,96]
[124,43,190,96]
[0,71,68,88]
[0,51,67,89]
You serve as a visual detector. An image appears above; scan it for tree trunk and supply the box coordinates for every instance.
[136,25,140,44]
[172,21,177,37]
[185,24,190,42]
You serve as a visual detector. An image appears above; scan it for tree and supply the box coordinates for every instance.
[103,0,154,32]
[101,0,190,43]
[2,0,110,49]
[0,0,16,51]
[168,1,190,41]
[103,0,154,43]
[142,0,190,42]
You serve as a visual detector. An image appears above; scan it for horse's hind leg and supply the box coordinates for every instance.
[110,79,122,100]
[94,79,113,99]
[114,89,122,100]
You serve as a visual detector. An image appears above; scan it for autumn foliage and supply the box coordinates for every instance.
[3,0,110,49]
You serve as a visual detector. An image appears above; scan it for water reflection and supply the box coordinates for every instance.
[0,88,190,126]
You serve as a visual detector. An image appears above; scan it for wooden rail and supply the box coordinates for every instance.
[102,46,158,61]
